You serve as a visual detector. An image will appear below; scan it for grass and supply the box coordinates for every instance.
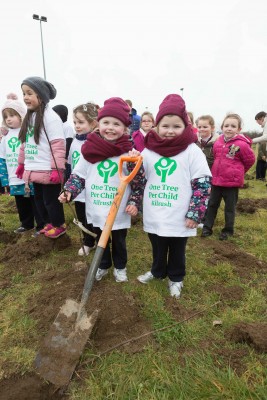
[0,174,266,399]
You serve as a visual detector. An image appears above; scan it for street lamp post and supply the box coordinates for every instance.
[33,14,47,79]
[180,88,184,98]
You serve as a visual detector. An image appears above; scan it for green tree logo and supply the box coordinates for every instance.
[8,137,21,152]
[97,159,118,183]
[154,157,177,182]
[26,125,34,143]
[72,150,80,167]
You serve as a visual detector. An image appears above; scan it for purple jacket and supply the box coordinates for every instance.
[211,134,255,187]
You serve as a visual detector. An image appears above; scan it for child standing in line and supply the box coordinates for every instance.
[0,94,43,232]
[135,94,211,298]
[196,115,219,169]
[59,97,145,282]
[69,102,98,256]
[16,76,66,238]
[201,114,255,240]
[132,111,155,152]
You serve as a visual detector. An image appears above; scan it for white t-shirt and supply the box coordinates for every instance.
[68,137,85,202]
[24,106,65,171]
[0,128,24,186]
[142,143,211,237]
[72,154,131,230]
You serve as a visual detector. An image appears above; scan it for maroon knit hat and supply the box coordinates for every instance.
[155,94,190,126]
[97,97,131,126]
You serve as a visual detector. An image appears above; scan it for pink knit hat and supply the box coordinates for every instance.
[97,97,131,126]
[155,94,190,126]
[2,93,26,122]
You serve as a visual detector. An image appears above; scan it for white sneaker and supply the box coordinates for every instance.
[78,245,95,256]
[168,280,183,298]
[137,271,154,284]
[113,268,128,282]
[95,268,108,281]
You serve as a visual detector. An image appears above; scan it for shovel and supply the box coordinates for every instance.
[35,155,143,387]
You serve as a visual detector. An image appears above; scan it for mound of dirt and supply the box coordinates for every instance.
[0,234,72,264]
[228,322,267,353]
[0,230,18,244]
[236,198,267,214]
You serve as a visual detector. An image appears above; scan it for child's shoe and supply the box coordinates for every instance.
[44,224,66,239]
[113,268,128,282]
[78,245,96,256]
[14,226,33,233]
[168,280,183,298]
[137,271,154,284]
[39,223,53,234]
[95,268,109,281]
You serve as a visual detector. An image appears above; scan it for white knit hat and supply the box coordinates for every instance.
[2,93,27,122]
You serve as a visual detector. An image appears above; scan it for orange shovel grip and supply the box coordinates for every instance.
[118,155,143,183]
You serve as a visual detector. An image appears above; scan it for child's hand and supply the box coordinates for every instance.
[50,170,64,184]
[185,218,198,229]
[58,191,71,203]
[125,204,138,216]
[128,149,140,157]
[16,164,25,179]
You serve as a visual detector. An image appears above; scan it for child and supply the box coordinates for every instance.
[0,94,43,232]
[52,104,75,160]
[196,115,219,169]
[69,102,98,255]
[201,113,255,240]
[132,111,155,152]
[16,76,66,238]
[59,97,145,282]
[187,111,198,134]
[135,94,211,298]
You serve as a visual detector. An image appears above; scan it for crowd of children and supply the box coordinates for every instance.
[0,76,261,298]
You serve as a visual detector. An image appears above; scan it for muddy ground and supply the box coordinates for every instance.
[0,197,267,399]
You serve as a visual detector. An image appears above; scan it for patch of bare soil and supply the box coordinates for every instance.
[0,244,153,399]
[213,346,250,376]
[236,198,267,214]
[210,285,244,305]
[0,234,72,265]
[0,230,18,244]
[207,240,267,281]
[228,322,267,353]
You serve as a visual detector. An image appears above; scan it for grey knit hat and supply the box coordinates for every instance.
[21,76,57,105]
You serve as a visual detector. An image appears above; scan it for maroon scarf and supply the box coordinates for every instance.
[81,131,133,163]
[144,126,197,156]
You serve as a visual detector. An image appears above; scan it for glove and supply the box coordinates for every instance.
[50,170,63,184]
[16,164,25,179]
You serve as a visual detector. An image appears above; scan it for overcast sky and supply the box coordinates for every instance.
[1,0,266,131]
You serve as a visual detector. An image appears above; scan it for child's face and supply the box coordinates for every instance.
[197,119,214,139]
[22,84,40,111]
[73,112,92,135]
[157,115,185,139]
[141,116,153,133]
[99,116,127,142]
[222,118,241,140]
[256,117,264,127]
[3,110,21,129]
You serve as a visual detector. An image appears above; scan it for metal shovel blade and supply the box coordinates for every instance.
[35,299,98,387]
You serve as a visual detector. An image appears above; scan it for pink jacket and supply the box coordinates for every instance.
[211,134,255,187]
[18,139,65,184]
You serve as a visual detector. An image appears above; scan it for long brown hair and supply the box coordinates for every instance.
[18,102,46,144]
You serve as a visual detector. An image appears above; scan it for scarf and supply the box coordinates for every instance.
[144,126,197,157]
[81,131,133,163]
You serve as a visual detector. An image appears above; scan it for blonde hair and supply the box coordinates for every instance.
[221,113,242,130]
[73,103,98,125]
[196,115,215,128]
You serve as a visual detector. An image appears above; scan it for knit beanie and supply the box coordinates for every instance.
[52,105,68,123]
[155,94,190,126]
[97,97,131,126]
[2,93,26,121]
[21,76,57,105]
